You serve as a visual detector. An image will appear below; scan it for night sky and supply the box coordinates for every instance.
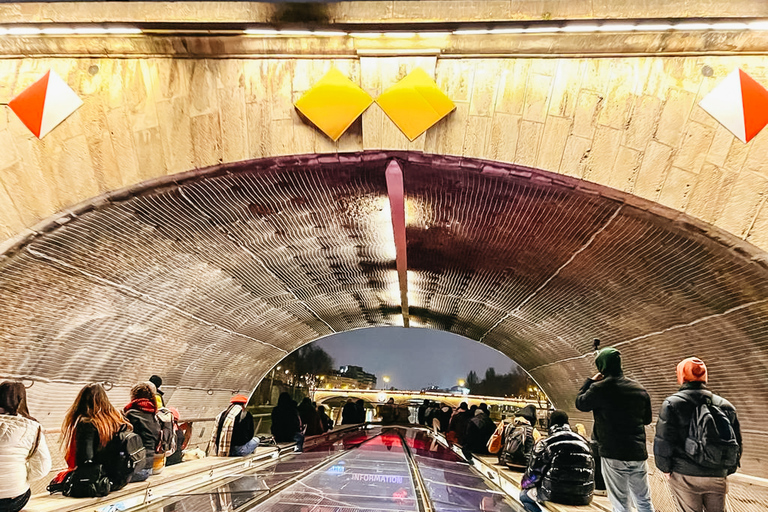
[313,327,520,391]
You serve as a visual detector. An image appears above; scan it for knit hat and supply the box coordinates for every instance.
[676,357,707,385]
[549,410,568,427]
[230,394,248,404]
[149,375,164,396]
[595,347,622,376]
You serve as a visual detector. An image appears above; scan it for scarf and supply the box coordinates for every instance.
[211,404,243,457]
[125,398,157,414]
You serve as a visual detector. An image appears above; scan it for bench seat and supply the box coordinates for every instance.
[473,455,611,512]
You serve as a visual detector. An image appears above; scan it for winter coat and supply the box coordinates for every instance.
[575,373,652,461]
[418,403,429,425]
[448,410,471,445]
[522,424,594,506]
[297,402,323,436]
[70,421,122,468]
[271,402,301,442]
[214,406,255,451]
[0,414,51,499]
[318,411,333,433]
[654,381,742,477]
[465,412,496,454]
[341,402,358,425]
[124,399,160,471]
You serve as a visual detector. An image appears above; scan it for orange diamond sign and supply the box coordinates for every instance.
[8,70,83,139]
[295,68,373,141]
[376,68,455,141]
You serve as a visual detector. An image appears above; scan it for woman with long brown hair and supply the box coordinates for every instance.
[0,380,52,512]
[60,383,129,481]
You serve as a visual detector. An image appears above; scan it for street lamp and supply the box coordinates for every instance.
[382,375,391,386]
[457,379,465,387]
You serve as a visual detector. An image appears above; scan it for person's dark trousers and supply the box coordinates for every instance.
[592,440,606,491]
[668,473,727,512]
[0,488,31,512]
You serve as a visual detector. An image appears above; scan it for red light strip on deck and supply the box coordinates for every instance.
[385,160,409,327]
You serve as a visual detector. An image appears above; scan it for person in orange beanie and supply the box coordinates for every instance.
[653,357,742,512]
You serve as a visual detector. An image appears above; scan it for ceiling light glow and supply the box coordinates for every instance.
[597,24,637,32]
[244,28,280,36]
[522,26,562,33]
[419,31,452,38]
[41,27,76,35]
[636,23,674,31]
[561,24,600,32]
[488,28,525,34]
[452,29,491,35]
[8,27,42,35]
[672,23,712,30]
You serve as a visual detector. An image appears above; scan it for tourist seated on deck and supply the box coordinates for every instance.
[464,407,496,455]
[447,402,470,445]
[380,398,397,424]
[341,398,357,425]
[519,410,595,512]
[124,382,161,482]
[298,398,323,436]
[317,405,332,433]
[210,395,259,457]
[434,404,453,433]
[165,407,192,466]
[271,392,304,450]
[0,380,51,512]
[59,383,135,491]
[418,399,430,425]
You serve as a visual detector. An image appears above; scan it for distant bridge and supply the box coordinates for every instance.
[313,388,547,410]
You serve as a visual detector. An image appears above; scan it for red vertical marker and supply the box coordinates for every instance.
[385,160,409,327]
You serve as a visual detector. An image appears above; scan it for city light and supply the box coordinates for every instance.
[382,376,391,383]
[457,379,465,387]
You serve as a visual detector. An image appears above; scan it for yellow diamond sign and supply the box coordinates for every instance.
[295,68,374,141]
[376,68,455,141]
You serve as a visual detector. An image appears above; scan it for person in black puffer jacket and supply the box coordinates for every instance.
[520,410,594,511]
[654,357,742,512]
[575,347,654,512]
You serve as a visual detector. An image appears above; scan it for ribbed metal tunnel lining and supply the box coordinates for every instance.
[0,151,766,475]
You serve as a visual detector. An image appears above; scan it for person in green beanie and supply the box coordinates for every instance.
[575,347,654,512]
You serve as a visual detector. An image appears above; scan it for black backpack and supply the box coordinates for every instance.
[107,425,146,490]
[499,423,534,469]
[679,391,740,470]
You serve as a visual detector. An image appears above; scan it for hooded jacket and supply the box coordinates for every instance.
[271,394,302,443]
[575,348,652,461]
[522,424,594,506]
[124,399,160,470]
[0,414,52,499]
[654,381,741,477]
[465,411,496,454]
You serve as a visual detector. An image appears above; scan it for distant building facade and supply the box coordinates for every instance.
[319,365,377,390]
[339,365,377,389]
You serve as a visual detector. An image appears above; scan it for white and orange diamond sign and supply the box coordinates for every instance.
[699,68,768,143]
[8,70,83,139]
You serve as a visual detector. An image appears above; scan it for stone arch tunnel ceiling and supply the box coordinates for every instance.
[1,151,768,473]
